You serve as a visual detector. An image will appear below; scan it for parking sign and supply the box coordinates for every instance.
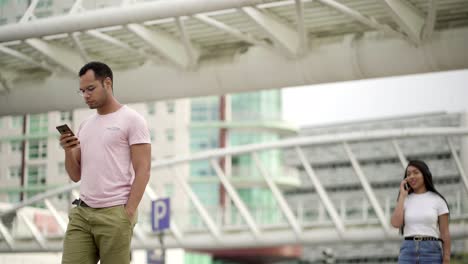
[151,198,170,231]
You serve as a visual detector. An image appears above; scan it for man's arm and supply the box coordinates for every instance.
[439,213,451,264]
[125,143,151,220]
[60,134,81,182]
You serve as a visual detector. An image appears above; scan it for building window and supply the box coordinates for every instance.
[60,111,72,122]
[147,102,156,115]
[8,166,21,180]
[11,116,24,129]
[191,97,219,122]
[10,140,23,153]
[166,101,175,114]
[29,140,47,159]
[165,128,174,142]
[27,165,47,186]
[29,114,48,134]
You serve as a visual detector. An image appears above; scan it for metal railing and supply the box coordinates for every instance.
[0,127,467,252]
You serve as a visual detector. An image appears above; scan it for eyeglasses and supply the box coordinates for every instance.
[77,87,96,97]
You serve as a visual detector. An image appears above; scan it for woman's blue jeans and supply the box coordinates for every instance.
[399,239,443,263]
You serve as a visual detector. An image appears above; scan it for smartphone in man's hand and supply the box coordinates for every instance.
[56,124,75,136]
[56,124,78,148]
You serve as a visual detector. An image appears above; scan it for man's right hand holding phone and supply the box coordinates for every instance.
[60,133,80,151]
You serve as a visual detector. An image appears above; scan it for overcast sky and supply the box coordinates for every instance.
[282,69,468,127]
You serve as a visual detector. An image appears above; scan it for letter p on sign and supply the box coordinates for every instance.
[151,198,170,232]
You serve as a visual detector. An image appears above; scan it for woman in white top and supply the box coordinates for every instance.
[391,160,451,263]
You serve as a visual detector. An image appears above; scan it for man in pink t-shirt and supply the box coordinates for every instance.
[59,62,151,264]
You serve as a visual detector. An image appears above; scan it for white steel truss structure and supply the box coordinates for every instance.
[0,127,467,252]
[1,0,468,115]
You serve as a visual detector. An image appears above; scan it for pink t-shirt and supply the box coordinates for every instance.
[77,105,151,208]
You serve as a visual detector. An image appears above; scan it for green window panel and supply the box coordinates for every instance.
[165,128,174,142]
[8,166,21,179]
[27,164,47,199]
[191,97,219,122]
[146,102,156,115]
[166,101,175,114]
[190,160,215,177]
[28,139,47,159]
[28,114,48,134]
[10,140,23,153]
[190,129,218,151]
[11,116,24,128]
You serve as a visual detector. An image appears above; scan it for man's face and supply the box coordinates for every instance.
[79,70,111,109]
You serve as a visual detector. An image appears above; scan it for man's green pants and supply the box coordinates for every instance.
[61,205,137,264]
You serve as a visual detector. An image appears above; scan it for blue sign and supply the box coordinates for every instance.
[151,198,170,231]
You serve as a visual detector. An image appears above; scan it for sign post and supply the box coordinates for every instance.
[151,198,170,264]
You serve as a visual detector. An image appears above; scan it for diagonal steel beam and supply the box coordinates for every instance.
[448,138,468,194]
[70,33,90,62]
[295,146,346,236]
[127,23,191,68]
[69,0,84,14]
[316,0,409,42]
[20,0,40,23]
[343,142,391,235]
[25,38,85,75]
[382,0,425,44]
[392,139,408,168]
[242,6,299,57]
[252,152,303,240]
[175,17,200,68]
[18,211,47,250]
[210,159,261,240]
[44,199,67,233]
[193,14,268,48]
[0,45,54,72]
[0,220,15,250]
[171,166,222,241]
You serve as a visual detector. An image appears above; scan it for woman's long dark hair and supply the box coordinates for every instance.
[397,159,450,235]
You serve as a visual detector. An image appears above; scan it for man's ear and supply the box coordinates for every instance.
[104,77,113,91]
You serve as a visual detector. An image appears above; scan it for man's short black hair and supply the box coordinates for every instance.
[79,61,113,88]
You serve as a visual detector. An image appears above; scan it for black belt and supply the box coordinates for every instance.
[72,199,91,207]
[405,236,442,242]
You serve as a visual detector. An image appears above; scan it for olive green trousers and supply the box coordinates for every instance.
[61,205,137,264]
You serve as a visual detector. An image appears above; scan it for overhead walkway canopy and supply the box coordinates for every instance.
[0,0,468,115]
